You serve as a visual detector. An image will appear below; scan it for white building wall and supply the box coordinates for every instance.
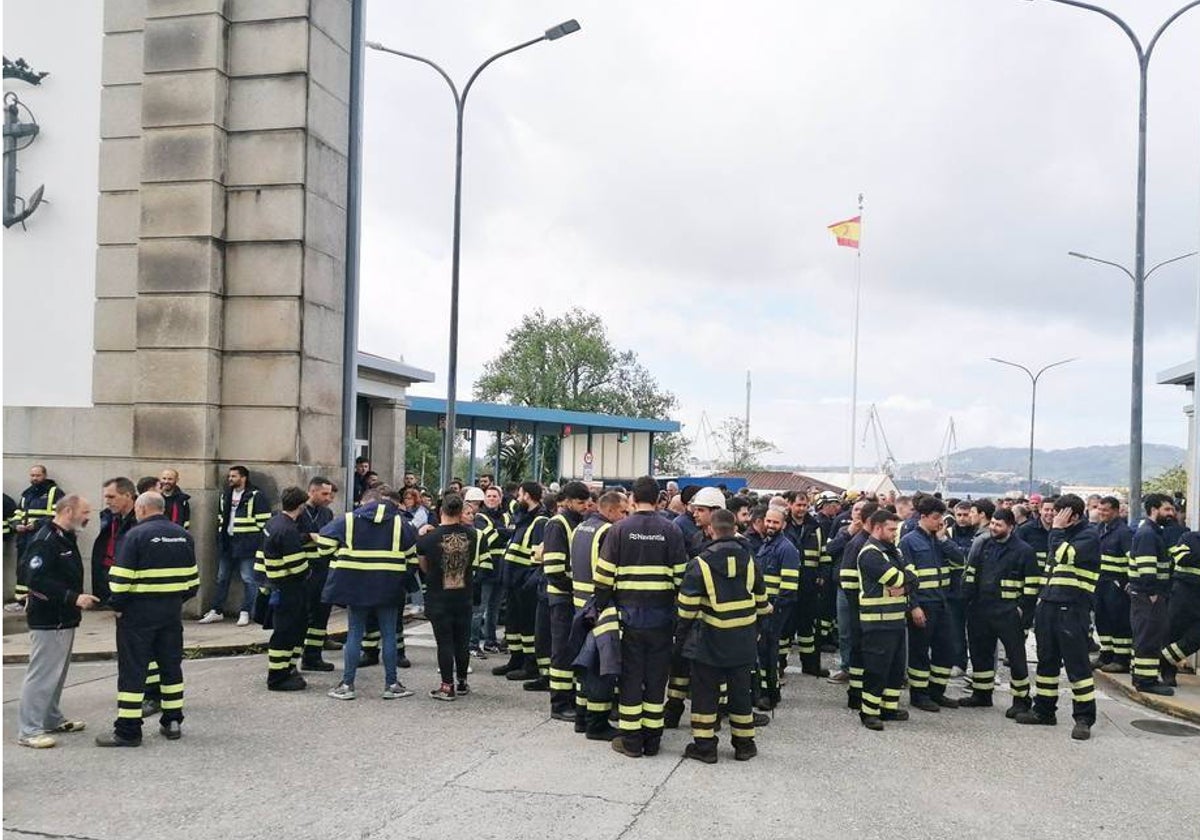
[3,1,103,407]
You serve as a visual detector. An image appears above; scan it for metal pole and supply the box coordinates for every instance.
[440,100,466,492]
[1191,256,1200,529]
[340,0,366,512]
[1028,376,1038,497]
[1034,0,1200,515]
[366,29,578,492]
[1130,55,1148,515]
[848,193,863,490]
[744,370,751,467]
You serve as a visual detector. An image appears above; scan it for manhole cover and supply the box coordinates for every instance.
[1130,719,1200,737]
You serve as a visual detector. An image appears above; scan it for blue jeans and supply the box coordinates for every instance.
[471,579,502,646]
[211,550,256,615]
[836,588,853,674]
[343,605,398,687]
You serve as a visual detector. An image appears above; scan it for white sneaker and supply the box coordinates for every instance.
[236,611,250,627]
[197,609,224,624]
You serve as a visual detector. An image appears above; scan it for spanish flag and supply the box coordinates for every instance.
[827,215,861,249]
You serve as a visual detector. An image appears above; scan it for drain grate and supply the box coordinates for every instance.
[1130,719,1200,737]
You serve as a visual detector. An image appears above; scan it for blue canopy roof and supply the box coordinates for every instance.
[405,396,680,436]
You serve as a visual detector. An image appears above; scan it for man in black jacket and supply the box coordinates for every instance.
[91,477,137,607]
[97,492,199,747]
[198,466,269,626]
[16,495,100,749]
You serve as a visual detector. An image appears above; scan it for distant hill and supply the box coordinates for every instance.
[898,444,1186,487]
[782,443,1186,489]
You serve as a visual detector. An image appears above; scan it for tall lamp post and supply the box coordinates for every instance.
[367,20,582,491]
[1022,0,1200,514]
[1068,249,1198,504]
[990,356,1077,496]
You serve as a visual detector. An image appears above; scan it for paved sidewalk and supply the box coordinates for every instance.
[1094,668,1200,725]
[1,607,361,664]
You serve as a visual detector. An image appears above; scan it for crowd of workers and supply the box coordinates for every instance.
[8,461,1200,761]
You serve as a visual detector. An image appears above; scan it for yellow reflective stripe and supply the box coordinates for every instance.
[616,565,675,577]
[108,565,199,580]
[330,559,410,572]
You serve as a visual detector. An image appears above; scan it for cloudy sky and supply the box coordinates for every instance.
[358,1,1200,468]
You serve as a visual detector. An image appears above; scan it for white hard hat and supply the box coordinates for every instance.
[463,487,485,503]
[691,487,727,509]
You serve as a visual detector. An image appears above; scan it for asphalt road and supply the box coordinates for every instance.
[4,622,1197,840]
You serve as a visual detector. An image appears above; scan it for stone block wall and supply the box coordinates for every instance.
[3,0,355,614]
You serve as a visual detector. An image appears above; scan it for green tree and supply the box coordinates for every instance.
[715,417,778,472]
[474,308,688,479]
[1144,463,1187,496]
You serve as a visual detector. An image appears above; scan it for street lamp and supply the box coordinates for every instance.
[1021,0,1200,514]
[1068,249,1198,504]
[367,20,582,491]
[989,356,1077,496]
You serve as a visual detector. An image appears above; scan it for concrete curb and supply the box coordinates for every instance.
[2,630,350,666]
[1095,670,1200,726]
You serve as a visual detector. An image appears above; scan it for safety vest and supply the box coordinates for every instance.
[542,512,578,600]
[571,516,612,610]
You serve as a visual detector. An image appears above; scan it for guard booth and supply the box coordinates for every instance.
[403,397,680,485]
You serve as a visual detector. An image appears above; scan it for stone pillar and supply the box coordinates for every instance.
[3,0,356,615]
[368,400,409,488]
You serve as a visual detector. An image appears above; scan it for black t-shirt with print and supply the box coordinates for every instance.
[416,523,476,612]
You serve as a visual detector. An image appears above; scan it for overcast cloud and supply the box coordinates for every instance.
[358,1,1200,467]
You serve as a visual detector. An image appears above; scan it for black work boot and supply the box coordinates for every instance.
[684,739,718,764]
[663,698,684,729]
[1005,697,1031,719]
[732,737,758,761]
[958,692,993,708]
[610,735,643,758]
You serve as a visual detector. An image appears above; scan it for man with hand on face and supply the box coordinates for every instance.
[1015,494,1100,741]
[16,496,101,749]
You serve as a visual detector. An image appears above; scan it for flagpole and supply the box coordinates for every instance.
[848,193,863,491]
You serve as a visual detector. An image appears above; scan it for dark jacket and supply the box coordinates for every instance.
[1096,518,1133,580]
[784,512,827,583]
[961,533,1040,626]
[673,511,705,554]
[502,505,548,590]
[90,508,137,577]
[596,510,688,614]
[108,515,199,614]
[319,501,417,607]
[162,489,192,531]
[1016,519,1050,571]
[1129,518,1172,596]
[898,525,965,606]
[217,484,271,560]
[22,522,86,630]
[18,480,62,532]
[856,537,909,629]
[1044,520,1101,605]
[1169,531,1200,588]
[543,509,583,605]
[755,531,800,603]
[254,511,309,587]
[676,536,767,668]
[570,513,614,610]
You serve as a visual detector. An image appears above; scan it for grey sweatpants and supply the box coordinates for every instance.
[18,628,75,738]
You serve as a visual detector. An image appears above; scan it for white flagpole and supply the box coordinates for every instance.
[848,193,863,491]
